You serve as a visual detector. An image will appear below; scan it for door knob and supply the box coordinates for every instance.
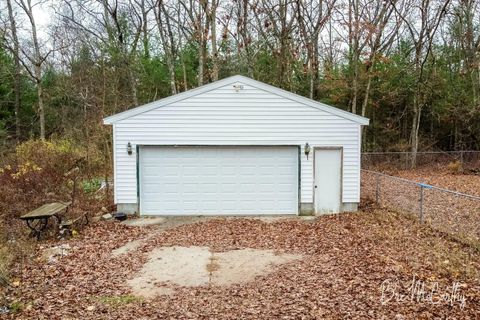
[315,185,317,188]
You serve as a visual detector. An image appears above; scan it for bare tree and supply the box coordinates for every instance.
[58,0,144,108]
[348,0,361,114]
[360,0,399,119]
[207,0,219,81]
[154,0,178,94]
[252,0,297,89]
[6,0,21,140]
[295,0,336,99]
[393,0,451,167]
[178,0,209,86]
[237,0,254,77]
[15,0,50,140]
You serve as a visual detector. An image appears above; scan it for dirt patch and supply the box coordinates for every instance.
[127,246,301,298]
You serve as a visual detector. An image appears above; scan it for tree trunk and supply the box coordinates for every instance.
[182,59,188,90]
[210,1,219,81]
[128,68,139,107]
[361,74,372,118]
[312,36,319,100]
[309,64,314,99]
[197,2,204,86]
[155,3,177,95]
[351,60,359,114]
[141,0,149,58]
[410,94,421,168]
[349,0,360,114]
[198,41,204,86]
[361,73,373,148]
[27,0,45,140]
[35,70,45,140]
[6,0,21,140]
[239,0,253,77]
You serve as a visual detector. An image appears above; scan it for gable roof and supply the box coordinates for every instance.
[103,75,369,125]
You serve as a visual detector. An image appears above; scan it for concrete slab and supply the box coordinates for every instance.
[111,239,144,257]
[127,246,302,298]
[122,217,166,227]
[211,248,301,286]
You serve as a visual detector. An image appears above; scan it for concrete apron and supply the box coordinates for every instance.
[127,246,302,298]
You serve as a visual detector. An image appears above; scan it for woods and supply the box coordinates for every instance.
[0,0,479,155]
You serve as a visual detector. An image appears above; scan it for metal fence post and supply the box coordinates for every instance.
[418,183,433,224]
[419,185,424,223]
[375,173,380,203]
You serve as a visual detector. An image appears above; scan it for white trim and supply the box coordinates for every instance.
[112,124,117,204]
[357,125,362,201]
[103,75,369,125]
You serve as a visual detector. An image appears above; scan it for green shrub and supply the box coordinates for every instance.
[82,178,102,194]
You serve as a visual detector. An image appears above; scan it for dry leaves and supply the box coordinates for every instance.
[3,211,480,319]
[362,168,480,245]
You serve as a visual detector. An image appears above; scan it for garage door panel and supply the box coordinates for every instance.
[139,146,298,215]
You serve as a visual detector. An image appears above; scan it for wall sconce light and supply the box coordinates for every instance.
[127,142,133,155]
[304,142,311,160]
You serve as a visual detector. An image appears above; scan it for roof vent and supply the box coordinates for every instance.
[233,84,244,92]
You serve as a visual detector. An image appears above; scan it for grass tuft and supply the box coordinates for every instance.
[95,295,142,307]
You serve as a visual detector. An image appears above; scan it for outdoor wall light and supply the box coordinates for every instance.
[304,142,311,160]
[127,142,133,155]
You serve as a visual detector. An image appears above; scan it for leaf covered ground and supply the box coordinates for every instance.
[2,206,480,319]
[385,167,480,197]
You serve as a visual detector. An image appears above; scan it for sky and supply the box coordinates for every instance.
[32,1,51,40]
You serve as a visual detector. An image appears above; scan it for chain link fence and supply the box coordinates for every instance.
[362,151,480,170]
[361,169,480,245]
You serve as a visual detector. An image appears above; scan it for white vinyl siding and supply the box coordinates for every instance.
[112,82,362,205]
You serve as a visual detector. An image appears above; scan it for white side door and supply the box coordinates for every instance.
[314,149,342,214]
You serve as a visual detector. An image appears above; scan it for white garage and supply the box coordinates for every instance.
[104,75,368,216]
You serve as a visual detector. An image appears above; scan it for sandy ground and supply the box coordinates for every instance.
[127,246,302,298]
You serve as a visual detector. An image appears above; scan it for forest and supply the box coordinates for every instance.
[0,0,479,158]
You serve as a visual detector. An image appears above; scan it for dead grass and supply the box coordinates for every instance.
[94,295,142,307]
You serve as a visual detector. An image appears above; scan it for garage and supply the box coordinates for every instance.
[139,146,299,215]
[104,75,368,216]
